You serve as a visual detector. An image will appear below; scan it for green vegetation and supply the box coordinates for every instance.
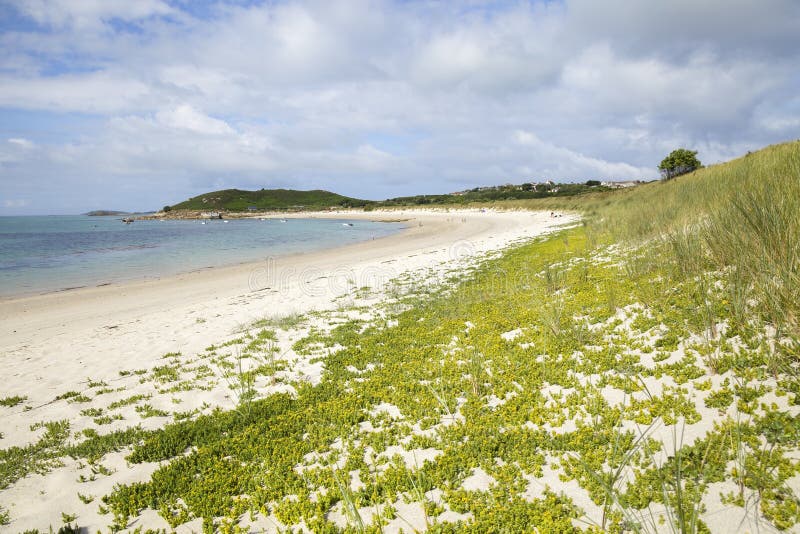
[166,181,616,213]
[0,395,27,408]
[2,141,798,532]
[92,213,798,531]
[251,312,306,331]
[380,181,614,206]
[659,148,702,180]
[107,394,151,410]
[0,420,70,489]
[135,404,170,418]
[84,210,131,216]
[168,188,371,212]
[553,141,798,339]
[79,407,103,417]
[67,426,146,463]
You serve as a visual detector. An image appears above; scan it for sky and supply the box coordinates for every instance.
[0,0,798,214]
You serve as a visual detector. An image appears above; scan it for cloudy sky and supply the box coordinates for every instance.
[1,0,798,214]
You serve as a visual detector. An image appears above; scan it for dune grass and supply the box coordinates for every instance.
[505,141,800,343]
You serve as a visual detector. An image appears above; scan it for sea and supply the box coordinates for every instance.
[0,215,405,298]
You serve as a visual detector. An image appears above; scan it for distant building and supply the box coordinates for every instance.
[601,180,641,189]
[247,206,259,212]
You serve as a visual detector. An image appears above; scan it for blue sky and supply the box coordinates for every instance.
[1,0,798,214]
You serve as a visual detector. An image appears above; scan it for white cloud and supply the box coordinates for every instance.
[512,130,653,180]
[409,3,565,93]
[0,71,151,113]
[760,116,800,132]
[560,44,780,126]
[13,0,173,29]
[2,198,29,208]
[8,138,35,149]
[155,105,235,136]
[0,0,798,213]
[98,114,276,176]
[566,0,800,60]
[413,33,484,87]
[0,137,38,165]
[351,144,397,172]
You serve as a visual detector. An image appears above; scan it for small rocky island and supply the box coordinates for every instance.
[84,210,131,216]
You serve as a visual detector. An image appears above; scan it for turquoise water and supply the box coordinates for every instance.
[0,215,404,297]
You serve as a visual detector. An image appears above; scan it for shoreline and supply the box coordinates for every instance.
[0,212,410,302]
[0,208,576,532]
[1,209,575,394]
[0,209,450,315]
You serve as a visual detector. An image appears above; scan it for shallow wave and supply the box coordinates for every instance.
[72,243,160,254]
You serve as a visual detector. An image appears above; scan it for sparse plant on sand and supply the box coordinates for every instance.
[0,395,27,408]
[0,504,10,525]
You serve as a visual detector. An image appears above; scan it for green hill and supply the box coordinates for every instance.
[167,188,372,212]
[168,181,621,213]
[380,181,617,206]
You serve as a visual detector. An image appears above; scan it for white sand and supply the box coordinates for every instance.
[0,209,575,532]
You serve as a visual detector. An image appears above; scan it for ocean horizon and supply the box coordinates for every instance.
[0,215,404,298]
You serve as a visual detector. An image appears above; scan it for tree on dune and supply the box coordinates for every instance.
[659,148,702,180]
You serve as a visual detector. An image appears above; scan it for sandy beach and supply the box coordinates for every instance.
[0,208,575,532]
[1,210,572,373]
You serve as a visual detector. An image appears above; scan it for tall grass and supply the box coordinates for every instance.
[332,467,365,532]
[683,145,798,342]
[548,142,800,532]
[508,141,800,344]
[703,169,800,339]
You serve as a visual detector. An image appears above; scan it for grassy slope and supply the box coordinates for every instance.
[379,183,611,207]
[535,140,800,338]
[169,188,372,211]
[168,183,612,212]
[3,141,799,533]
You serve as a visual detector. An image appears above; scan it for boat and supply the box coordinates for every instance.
[342,223,354,227]
[122,217,134,224]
